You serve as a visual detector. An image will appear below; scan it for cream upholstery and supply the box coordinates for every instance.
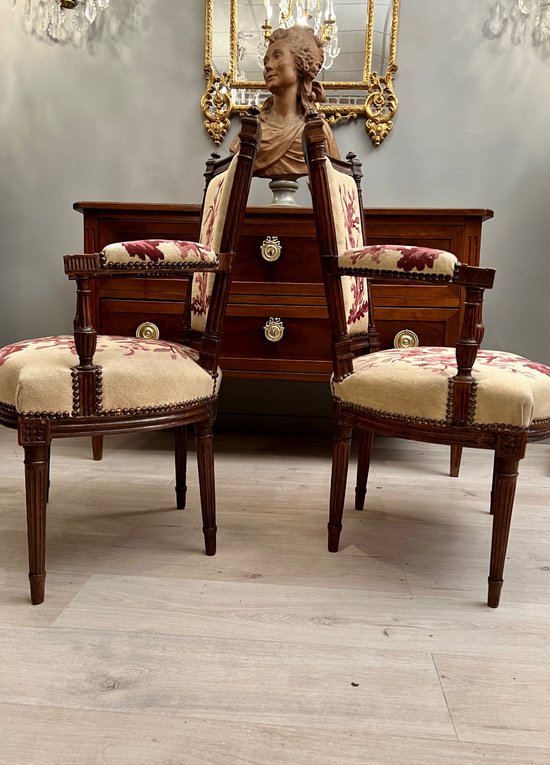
[339,244,459,278]
[101,239,217,267]
[333,347,550,430]
[324,157,369,337]
[0,335,220,417]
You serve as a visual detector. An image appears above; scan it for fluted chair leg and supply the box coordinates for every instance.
[175,425,188,510]
[355,429,374,511]
[487,455,520,608]
[195,419,216,556]
[328,425,353,552]
[24,444,50,605]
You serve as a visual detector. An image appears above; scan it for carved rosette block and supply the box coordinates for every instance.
[201,67,234,145]
[365,64,398,146]
[19,418,49,445]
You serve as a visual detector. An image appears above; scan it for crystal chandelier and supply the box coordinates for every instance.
[8,0,111,44]
[485,0,550,46]
[258,0,340,71]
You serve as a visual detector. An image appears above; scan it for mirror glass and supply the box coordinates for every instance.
[203,0,400,146]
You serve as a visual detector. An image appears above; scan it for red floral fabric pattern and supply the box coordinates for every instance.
[354,347,550,380]
[102,239,216,265]
[201,176,226,249]
[190,273,211,318]
[347,276,369,325]
[340,244,458,277]
[0,335,199,366]
[338,185,362,250]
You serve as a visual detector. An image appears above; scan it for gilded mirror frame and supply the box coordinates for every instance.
[202,0,400,147]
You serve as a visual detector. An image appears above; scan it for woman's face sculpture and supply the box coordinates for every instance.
[263,39,298,95]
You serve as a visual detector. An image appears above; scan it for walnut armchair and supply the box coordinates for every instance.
[0,111,260,605]
[303,112,550,608]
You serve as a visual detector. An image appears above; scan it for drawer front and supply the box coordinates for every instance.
[235,230,320,284]
[221,305,332,378]
[374,307,461,349]
[100,299,185,342]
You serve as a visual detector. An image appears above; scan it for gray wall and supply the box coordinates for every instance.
[1,1,549,426]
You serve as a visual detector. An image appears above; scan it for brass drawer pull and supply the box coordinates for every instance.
[260,235,282,262]
[393,329,419,349]
[136,321,160,340]
[263,317,285,342]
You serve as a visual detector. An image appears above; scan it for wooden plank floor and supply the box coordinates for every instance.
[0,426,549,764]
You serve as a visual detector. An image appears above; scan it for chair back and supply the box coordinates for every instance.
[304,115,379,372]
[185,111,260,369]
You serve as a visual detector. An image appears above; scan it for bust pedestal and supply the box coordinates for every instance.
[268,178,300,206]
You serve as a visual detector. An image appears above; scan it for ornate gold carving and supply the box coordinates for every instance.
[260,236,282,262]
[365,64,398,146]
[201,67,233,145]
[136,321,160,340]
[263,317,285,342]
[393,328,419,349]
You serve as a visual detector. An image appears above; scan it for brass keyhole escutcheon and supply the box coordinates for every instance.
[263,317,285,342]
[260,236,282,262]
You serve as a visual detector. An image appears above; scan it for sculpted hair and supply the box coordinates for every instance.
[263,26,327,116]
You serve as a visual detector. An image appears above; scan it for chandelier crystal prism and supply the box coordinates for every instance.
[8,0,111,43]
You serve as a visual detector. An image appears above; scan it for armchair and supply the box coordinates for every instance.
[0,111,260,604]
[303,113,550,608]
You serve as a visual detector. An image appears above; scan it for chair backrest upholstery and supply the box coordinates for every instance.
[189,110,260,336]
[305,129,371,340]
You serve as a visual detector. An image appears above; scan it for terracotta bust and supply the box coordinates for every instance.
[231,26,340,180]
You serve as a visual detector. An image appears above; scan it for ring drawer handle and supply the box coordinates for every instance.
[136,321,160,340]
[393,329,419,349]
[263,317,285,342]
[260,236,282,262]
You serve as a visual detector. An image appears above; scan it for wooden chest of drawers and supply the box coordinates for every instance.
[75,203,493,382]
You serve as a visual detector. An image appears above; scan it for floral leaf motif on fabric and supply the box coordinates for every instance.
[202,176,226,248]
[338,184,361,250]
[0,335,199,367]
[348,245,443,271]
[118,240,213,263]
[101,337,198,361]
[354,347,550,380]
[0,336,78,366]
[190,273,210,317]
[347,277,369,325]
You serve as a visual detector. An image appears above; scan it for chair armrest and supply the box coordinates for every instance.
[64,248,228,279]
[335,244,495,289]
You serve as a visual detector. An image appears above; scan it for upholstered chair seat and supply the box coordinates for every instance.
[333,347,550,430]
[303,112,550,608]
[0,335,221,417]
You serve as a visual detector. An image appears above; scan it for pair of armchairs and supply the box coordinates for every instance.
[1,110,549,608]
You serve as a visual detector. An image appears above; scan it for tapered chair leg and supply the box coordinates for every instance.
[487,455,520,608]
[450,445,463,478]
[195,419,217,556]
[91,435,103,461]
[355,429,374,511]
[175,425,188,510]
[24,444,50,605]
[328,424,353,552]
